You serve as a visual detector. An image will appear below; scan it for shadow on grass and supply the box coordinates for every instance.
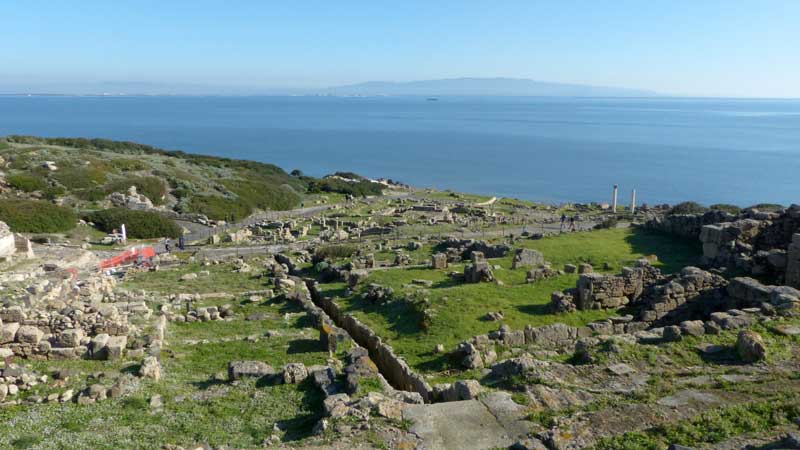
[624,228,702,274]
[514,303,551,317]
[697,345,743,365]
[278,379,325,442]
[415,353,457,373]
[430,277,462,289]
[287,338,322,354]
[342,296,423,337]
[191,377,228,390]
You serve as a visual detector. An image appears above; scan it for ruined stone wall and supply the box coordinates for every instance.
[575,261,662,310]
[306,281,433,402]
[787,234,800,289]
[726,277,800,314]
[636,267,728,325]
[643,210,734,240]
[0,282,145,361]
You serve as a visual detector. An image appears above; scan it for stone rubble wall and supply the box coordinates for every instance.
[306,281,434,402]
[0,271,151,361]
[643,210,734,239]
[635,267,728,325]
[645,205,800,287]
[575,261,662,310]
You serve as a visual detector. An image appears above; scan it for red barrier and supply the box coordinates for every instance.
[99,246,156,270]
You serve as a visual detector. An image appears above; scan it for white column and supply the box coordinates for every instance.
[630,189,637,215]
[121,224,127,243]
[612,184,618,213]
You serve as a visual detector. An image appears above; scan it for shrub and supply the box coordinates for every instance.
[109,158,149,172]
[223,179,301,211]
[86,208,182,239]
[106,176,168,205]
[52,166,107,190]
[314,244,358,262]
[74,187,107,202]
[709,203,741,214]
[187,196,252,221]
[42,186,66,201]
[0,199,77,233]
[6,173,47,192]
[308,178,383,197]
[668,201,708,215]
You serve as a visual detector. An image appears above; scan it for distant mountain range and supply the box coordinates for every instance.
[0,77,659,97]
[325,77,660,97]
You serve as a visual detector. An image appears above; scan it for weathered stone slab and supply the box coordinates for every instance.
[403,399,517,450]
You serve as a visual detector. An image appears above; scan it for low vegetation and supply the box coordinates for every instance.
[86,208,182,239]
[322,228,702,373]
[0,199,77,233]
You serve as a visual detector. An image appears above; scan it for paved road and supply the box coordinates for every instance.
[178,192,415,244]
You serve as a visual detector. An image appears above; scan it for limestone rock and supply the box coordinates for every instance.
[282,363,308,384]
[737,330,767,363]
[228,360,275,381]
[139,356,162,381]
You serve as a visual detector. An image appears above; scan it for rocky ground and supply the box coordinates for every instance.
[1,138,799,450]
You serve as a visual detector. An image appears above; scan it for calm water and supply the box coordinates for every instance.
[1,95,799,206]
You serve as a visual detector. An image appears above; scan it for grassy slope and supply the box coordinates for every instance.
[0,265,335,449]
[319,228,702,373]
[0,137,305,222]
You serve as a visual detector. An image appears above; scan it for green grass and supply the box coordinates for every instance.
[0,280,336,449]
[514,227,701,274]
[592,398,800,450]
[0,199,77,233]
[318,227,701,374]
[123,262,269,294]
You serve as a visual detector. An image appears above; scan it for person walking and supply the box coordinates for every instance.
[560,214,567,232]
[569,216,576,232]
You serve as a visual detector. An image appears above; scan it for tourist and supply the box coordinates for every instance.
[569,216,576,232]
[560,214,567,232]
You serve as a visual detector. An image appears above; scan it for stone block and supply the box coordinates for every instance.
[106,335,127,360]
[0,322,20,344]
[15,325,43,345]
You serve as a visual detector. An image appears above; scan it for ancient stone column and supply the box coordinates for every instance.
[630,189,636,215]
[612,184,618,213]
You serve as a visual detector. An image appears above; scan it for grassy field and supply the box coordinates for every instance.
[0,273,338,449]
[123,262,270,295]
[319,227,702,374]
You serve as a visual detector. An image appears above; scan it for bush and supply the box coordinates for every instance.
[6,173,47,192]
[668,201,708,215]
[52,166,107,190]
[187,196,252,221]
[109,158,149,172]
[709,203,741,214]
[308,178,383,197]
[0,199,77,233]
[223,179,301,211]
[106,176,168,205]
[86,208,182,239]
[314,244,357,262]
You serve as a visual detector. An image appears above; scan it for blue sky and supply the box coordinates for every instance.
[2,0,799,97]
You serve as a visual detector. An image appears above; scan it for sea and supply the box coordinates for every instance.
[1,95,799,207]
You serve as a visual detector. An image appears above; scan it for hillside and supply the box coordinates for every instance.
[0,136,386,227]
[326,77,659,97]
